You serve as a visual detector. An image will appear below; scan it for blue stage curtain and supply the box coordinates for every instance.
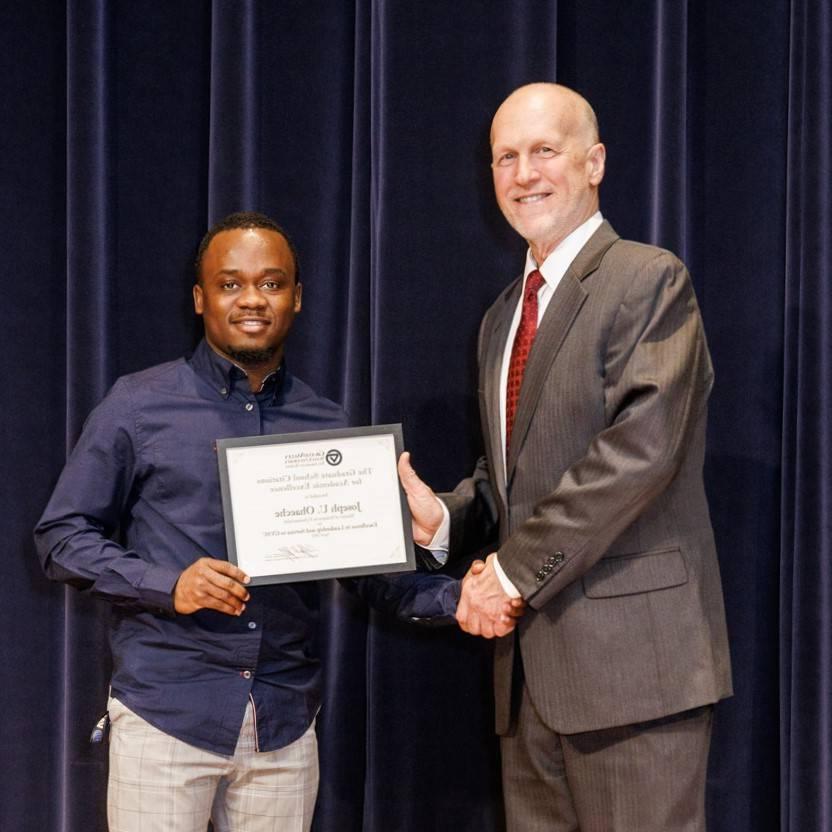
[780,0,832,830]
[0,1,829,830]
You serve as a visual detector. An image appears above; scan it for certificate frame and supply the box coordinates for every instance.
[216,423,415,585]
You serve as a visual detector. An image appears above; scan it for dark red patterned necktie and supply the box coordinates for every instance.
[505,269,545,454]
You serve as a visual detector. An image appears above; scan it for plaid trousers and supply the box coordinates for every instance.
[107,698,318,832]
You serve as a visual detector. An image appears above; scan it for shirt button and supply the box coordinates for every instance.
[245,402,254,411]
[242,670,252,679]
[247,621,257,630]
[220,387,228,396]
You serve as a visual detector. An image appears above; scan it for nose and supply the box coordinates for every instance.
[237,284,266,308]
[514,154,539,186]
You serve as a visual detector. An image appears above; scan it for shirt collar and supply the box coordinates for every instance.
[523,211,604,288]
[188,339,286,404]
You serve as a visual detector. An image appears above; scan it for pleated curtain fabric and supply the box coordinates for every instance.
[1,2,831,831]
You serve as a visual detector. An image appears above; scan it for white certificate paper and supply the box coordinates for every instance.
[217,424,415,584]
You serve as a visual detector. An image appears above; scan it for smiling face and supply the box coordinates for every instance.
[491,84,606,263]
[193,227,302,377]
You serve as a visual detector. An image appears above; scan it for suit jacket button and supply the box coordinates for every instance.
[535,571,545,582]
[553,551,565,564]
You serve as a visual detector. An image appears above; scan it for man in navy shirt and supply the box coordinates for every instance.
[35,212,467,832]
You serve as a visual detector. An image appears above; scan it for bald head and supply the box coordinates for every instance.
[489,82,606,262]
[491,83,600,147]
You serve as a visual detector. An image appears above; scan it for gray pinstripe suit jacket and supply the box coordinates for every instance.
[446,221,732,736]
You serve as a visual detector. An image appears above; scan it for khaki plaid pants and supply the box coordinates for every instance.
[107,698,318,831]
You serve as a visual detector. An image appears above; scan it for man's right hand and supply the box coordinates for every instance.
[458,554,525,638]
[397,451,445,547]
[173,557,251,615]
[465,559,526,637]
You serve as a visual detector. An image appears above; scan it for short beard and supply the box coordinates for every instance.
[225,345,278,366]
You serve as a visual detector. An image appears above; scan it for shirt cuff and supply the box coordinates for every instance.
[493,554,522,598]
[139,564,183,614]
[422,499,451,565]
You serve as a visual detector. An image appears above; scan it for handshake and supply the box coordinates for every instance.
[397,452,526,639]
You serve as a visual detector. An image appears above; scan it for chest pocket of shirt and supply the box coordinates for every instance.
[148,432,225,528]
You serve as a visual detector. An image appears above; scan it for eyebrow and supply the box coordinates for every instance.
[214,267,290,277]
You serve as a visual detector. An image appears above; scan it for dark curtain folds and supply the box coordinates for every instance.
[1,2,829,830]
[208,0,260,215]
[780,1,832,830]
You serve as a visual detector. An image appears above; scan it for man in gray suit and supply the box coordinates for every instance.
[398,83,732,831]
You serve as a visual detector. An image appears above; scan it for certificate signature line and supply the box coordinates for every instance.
[267,544,319,562]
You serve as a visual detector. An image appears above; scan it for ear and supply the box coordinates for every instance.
[193,283,204,315]
[294,282,303,313]
[587,142,606,186]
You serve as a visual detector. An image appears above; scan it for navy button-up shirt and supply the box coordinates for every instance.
[35,340,349,755]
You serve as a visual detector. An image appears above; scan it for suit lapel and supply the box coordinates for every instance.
[480,279,522,503]
[505,222,620,482]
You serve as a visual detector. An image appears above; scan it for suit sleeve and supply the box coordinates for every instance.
[33,379,180,613]
[341,572,460,625]
[500,252,713,608]
[439,455,500,560]
[437,301,505,561]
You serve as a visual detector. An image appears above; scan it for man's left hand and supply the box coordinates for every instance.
[457,554,525,638]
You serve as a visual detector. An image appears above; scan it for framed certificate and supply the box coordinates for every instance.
[216,424,416,584]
